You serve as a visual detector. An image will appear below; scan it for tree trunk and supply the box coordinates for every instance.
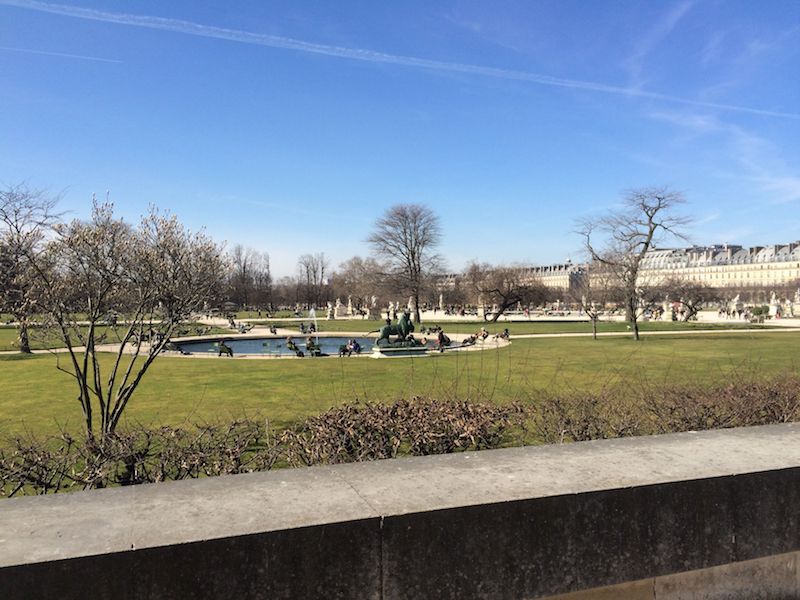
[591,316,597,340]
[626,293,640,341]
[17,319,31,354]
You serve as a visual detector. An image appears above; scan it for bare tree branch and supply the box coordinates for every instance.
[576,186,690,340]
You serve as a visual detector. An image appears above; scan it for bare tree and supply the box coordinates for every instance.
[297,252,329,307]
[568,263,621,340]
[228,245,271,309]
[657,277,722,321]
[331,255,384,313]
[30,203,226,440]
[465,262,550,322]
[368,204,442,323]
[0,184,60,353]
[578,187,690,340]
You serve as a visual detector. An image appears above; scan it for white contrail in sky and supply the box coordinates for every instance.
[3,0,799,120]
[0,45,121,63]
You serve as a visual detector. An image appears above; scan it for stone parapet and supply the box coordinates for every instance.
[2,424,799,599]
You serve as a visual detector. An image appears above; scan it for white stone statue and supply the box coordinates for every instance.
[335,297,347,318]
[347,295,353,316]
[769,291,781,318]
[731,294,742,315]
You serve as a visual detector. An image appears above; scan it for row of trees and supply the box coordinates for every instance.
[0,183,765,443]
[0,188,452,441]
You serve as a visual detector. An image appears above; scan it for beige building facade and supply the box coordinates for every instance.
[438,242,800,300]
[638,242,800,288]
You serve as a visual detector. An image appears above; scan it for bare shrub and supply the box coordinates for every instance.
[534,392,646,443]
[643,374,800,434]
[279,398,527,466]
[3,378,800,497]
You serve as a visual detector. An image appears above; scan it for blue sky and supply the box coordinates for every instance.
[1,0,799,277]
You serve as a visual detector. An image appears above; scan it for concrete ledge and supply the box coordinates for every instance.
[550,550,800,599]
[1,423,800,599]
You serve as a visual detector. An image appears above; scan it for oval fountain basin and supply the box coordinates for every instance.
[176,336,379,357]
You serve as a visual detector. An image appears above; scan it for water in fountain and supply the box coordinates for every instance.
[309,307,319,343]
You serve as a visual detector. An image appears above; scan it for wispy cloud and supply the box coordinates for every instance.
[624,0,694,87]
[700,31,726,67]
[650,108,800,205]
[0,45,121,63]
[3,0,799,120]
[691,211,721,227]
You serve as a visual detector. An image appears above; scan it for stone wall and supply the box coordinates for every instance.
[2,424,799,599]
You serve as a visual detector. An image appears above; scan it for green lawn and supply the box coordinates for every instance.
[2,331,799,438]
[0,324,230,352]
[2,317,778,351]
[255,318,779,336]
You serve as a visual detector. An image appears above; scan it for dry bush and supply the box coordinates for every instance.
[0,420,282,497]
[3,377,800,497]
[644,374,800,434]
[534,392,646,444]
[280,397,527,466]
[0,433,77,496]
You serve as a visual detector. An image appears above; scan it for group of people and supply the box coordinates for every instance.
[338,338,362,357]
[298,322,316,334]
[285,335,325,357]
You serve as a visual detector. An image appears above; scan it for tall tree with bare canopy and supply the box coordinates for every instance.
[578,187,690,341]
[0,184,59,353]
[368,204,442,323]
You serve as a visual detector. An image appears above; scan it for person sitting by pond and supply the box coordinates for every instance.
[461,334,477,347]
[306,337,323,357]
[339,340,361,356]
[286,337,299,352]
[339,339,361,357]
[339,338,359,357]
[476,327,489,340]
[218,341,233,357]
[309,322,316,333]
[269,325,277,335]
[436,330,451,352]
[494,328,510,340]
[299,322,307,334]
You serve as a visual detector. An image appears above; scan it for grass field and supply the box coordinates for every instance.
[0,324,231,352]
[262,318,778,336]
[2,331,799,438]
[2,317,778,351]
